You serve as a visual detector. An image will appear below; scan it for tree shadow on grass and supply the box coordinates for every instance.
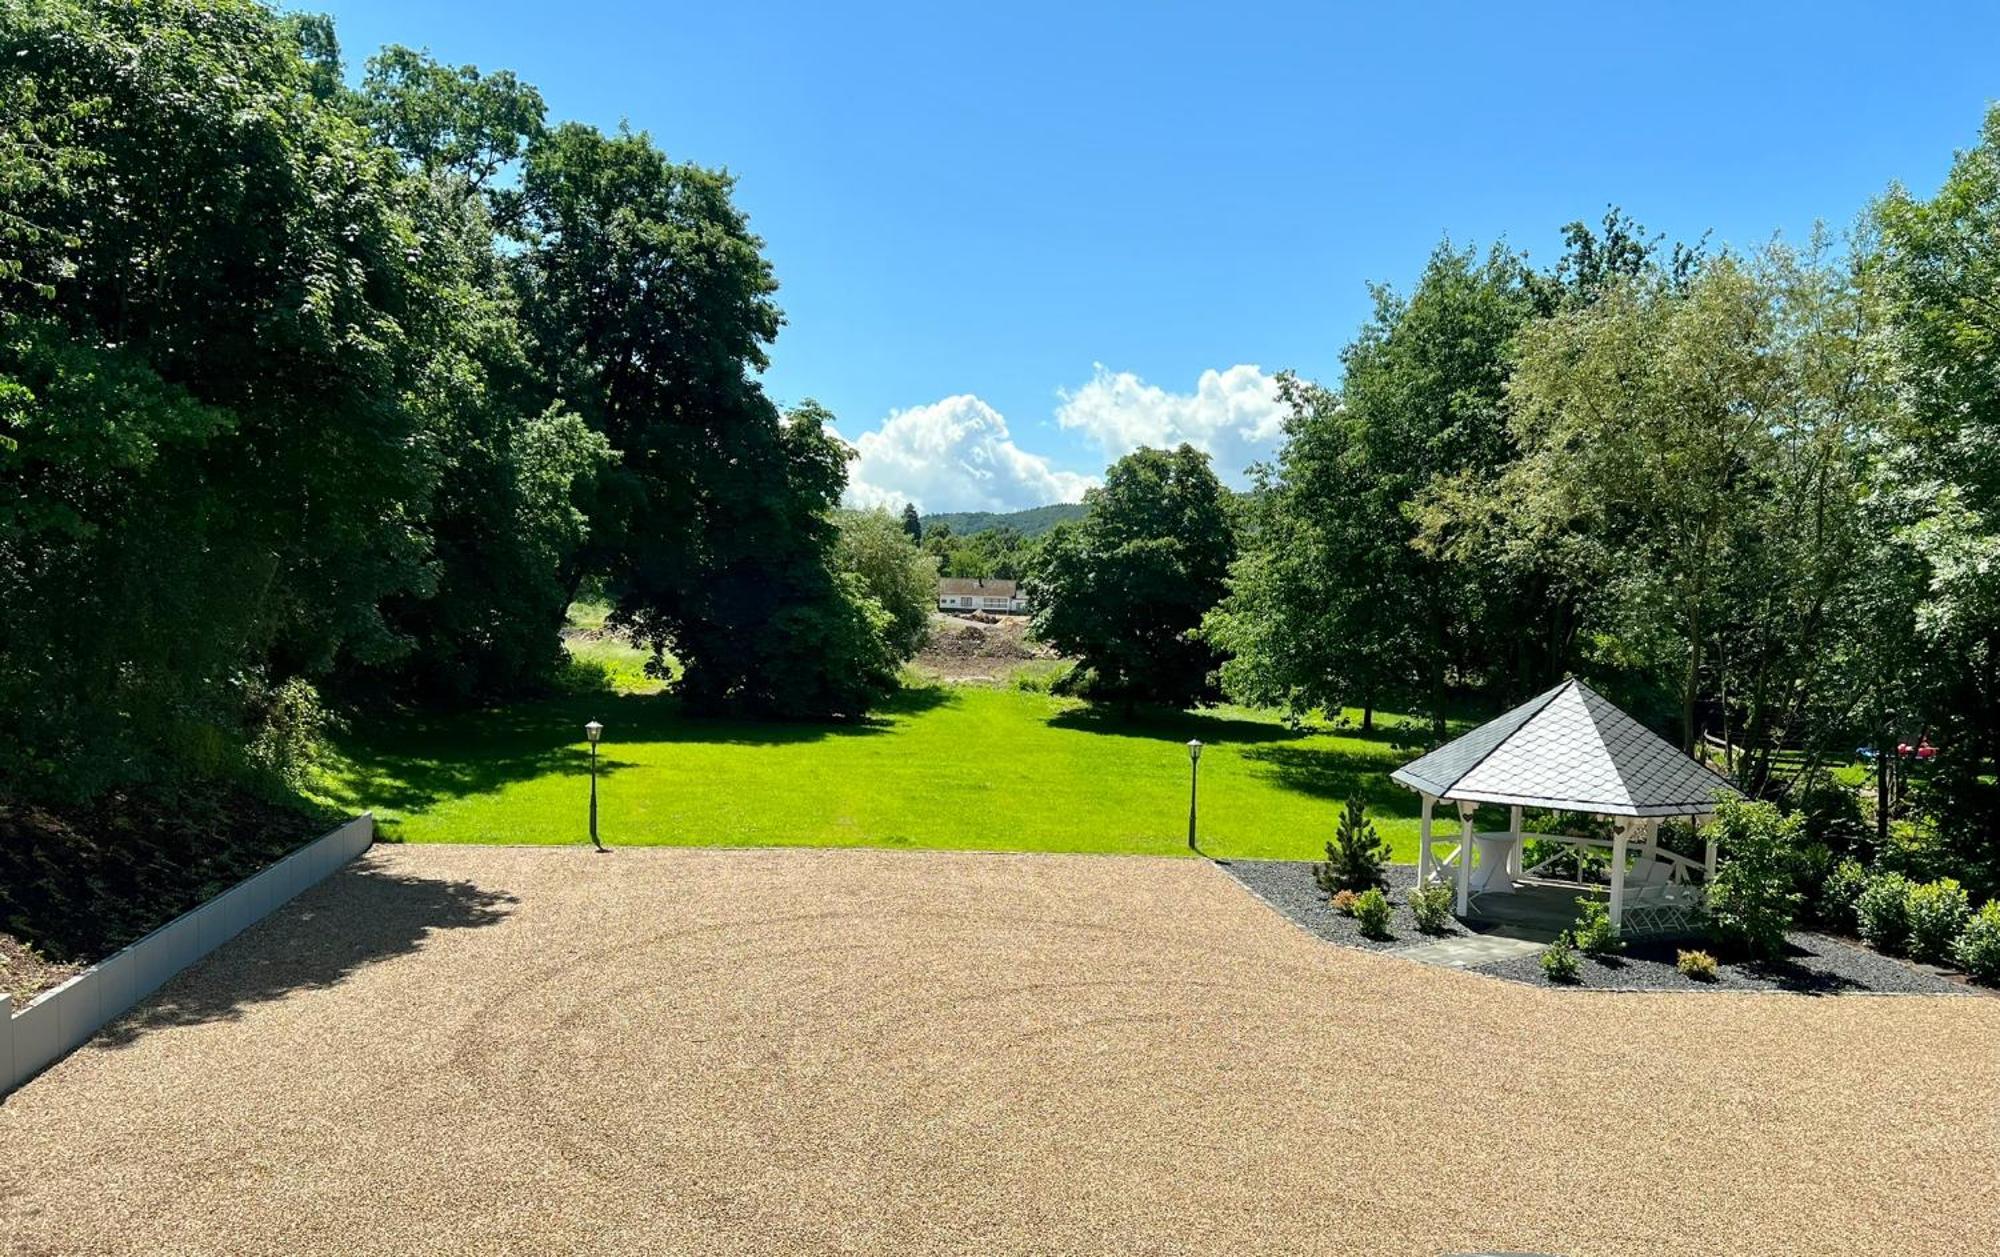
[1234,743,1419,816]
[321,684,958,823]
[96,859,518,1049]
[1044,704,1306,746]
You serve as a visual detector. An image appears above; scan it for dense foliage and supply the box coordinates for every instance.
[0,0,921,811]
[1202,151,2000,899]
[1027,445,1235,709]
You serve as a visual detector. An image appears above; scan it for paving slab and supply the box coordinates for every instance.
[1392,933,1547,968]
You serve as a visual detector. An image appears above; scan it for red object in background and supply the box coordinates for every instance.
[1898,742,1914,758]
[1917,738,1937,761]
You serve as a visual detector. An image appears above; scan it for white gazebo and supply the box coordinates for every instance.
[1392,678,1739,932]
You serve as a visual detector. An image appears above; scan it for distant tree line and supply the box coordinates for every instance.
[0,0,933,807]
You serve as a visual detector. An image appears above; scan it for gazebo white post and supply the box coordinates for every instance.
[1454,800,1476,914]
[1507,804,1524,880]
[1700,813,1717,881]
[1417,794,1435,887]
[1609,819,1630,929]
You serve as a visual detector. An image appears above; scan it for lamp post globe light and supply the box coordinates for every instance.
[584,720,604,852]
[1186,739,1203,852]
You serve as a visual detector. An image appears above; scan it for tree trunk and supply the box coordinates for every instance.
[1683,613,1702,756]
[1361,702,1374,734]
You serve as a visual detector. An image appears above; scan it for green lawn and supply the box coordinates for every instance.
[313,680,1457,862]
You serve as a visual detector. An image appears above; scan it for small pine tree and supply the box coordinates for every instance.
[1315,795,1392,896]
[901,502,923,541]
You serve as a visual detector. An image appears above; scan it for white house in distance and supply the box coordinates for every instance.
[938,577,1029,614]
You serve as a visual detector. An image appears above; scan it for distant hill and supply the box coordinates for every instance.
[923,503,1086,538]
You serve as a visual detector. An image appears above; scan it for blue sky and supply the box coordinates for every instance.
[314,1,1997,511]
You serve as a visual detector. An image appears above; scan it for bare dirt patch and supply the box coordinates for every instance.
[913,611,1057,683]
[3,845,1996,1255]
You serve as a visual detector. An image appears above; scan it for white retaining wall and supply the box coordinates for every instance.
[1,813,374,1098]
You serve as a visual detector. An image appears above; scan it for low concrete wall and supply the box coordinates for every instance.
[1,813,373,1098]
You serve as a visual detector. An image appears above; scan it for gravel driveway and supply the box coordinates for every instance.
[2,845,1995,1255]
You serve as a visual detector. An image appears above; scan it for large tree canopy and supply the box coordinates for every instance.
[1028,444,1234,709]
[513,124,896,716]
[0,0,453,794]
[1206,243,1537,731]
[0,0,919,809]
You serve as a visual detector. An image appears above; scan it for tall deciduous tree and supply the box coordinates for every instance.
[351,45,613,701]
[837,509,940,662]
[0,0,452,795]
[1207,243,1536,732]
[515,127,890,716]
[1028,445,1234,709]
[1872,104,2000,884]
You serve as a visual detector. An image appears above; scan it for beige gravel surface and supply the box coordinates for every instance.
[2,845,1996,1256]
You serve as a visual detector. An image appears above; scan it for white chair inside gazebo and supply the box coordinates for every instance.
[1391,678,1739,935]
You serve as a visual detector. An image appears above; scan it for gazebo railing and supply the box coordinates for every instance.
[1420,830,1708,890]
[1517,833,1705,888]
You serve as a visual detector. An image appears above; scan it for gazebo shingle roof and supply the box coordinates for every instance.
[1390,678,1738,817]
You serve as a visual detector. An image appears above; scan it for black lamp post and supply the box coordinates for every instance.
[585,719,604,851]
[1186,739,1203,852]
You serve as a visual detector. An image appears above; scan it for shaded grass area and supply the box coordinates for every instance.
[314,682,1456,861]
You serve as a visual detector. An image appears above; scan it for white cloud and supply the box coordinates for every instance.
[839,394,1095,514]
[1054,363,1287,486]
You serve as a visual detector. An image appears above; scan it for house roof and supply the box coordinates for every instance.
[1389,678,1738,817]
[938,578,1018,597]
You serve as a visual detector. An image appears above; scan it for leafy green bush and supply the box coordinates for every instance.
[1675,949,1719,981]
[1408,884,1455,935]
[242,678,331,792]
[1541,932,1582,983]
[1952,902,2000,984]
[1330,889,1359,916]
[1572,897,1623,956]
[1792,776,1868,853]
[1818,858,1869,934]
[1789,841,1837,919]
[1314,796,1391,895]
[1857,871,1914,954]
[1907,878,1972,963]
[1703,798,1804,960]
[1351,888,1393,939]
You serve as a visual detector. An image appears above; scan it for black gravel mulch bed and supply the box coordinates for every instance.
[1217,859,1465,951]
[1473,932,1968,996]
[1219,858,1973,996]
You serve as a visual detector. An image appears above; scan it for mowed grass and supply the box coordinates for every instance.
[313,680,1451,862]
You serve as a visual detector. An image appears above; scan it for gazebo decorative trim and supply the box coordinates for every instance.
[1392,678,1740,931]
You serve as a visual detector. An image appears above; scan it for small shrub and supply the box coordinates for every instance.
[1541,932,1582,983]
[1675,949,1719,981]
[1857,871,1914,954]
[242,676,331,790]
[1572,897,1623,956]
[1408,883,1455,935]
[1818,858,1869,934]
[1703,799,1804,960]
[1952,902,2000,984]
[1907,878,1972,963]
[1330,888,1359,916]
[1351,887,1393,939]
[1314,796,1392,896]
